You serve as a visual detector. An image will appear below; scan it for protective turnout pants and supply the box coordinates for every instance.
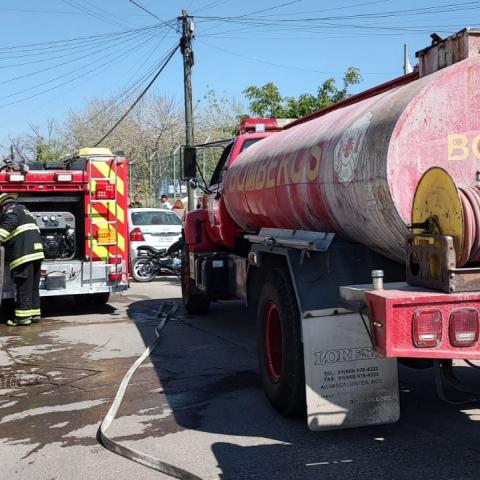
[12,260,41,319]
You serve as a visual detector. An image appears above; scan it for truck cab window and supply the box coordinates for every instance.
[241,138,262,152]
[209,142,233,187]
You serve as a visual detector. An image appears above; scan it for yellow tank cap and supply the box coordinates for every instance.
[78,147,113,157]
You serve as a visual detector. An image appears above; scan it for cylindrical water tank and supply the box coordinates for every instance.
[224,55,480,262]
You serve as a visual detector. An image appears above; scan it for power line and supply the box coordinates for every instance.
[80,0,138,28]
[192,0,237,15]
[128,0,177,31]
[0,28,160,86]
[60,0,126,28]
[95,43,180,146]
[198,39,396,75]
[85,29,174,131]
[0,24,158,52]
[196,0,480,23]
[0,31,162,108]
[4,37,168,128]
[0,27,164,67]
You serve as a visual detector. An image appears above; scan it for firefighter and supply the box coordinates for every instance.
[0,193,44,326]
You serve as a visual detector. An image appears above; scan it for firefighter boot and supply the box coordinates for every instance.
[6,317,32,326]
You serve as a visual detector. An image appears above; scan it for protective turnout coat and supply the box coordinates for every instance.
[0,202,44,269]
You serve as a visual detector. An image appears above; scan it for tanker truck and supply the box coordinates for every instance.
[181,28,480,430]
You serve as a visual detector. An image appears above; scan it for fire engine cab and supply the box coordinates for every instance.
[0,147,129,304]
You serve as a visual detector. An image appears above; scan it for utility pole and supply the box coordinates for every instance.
[180,10,195,210]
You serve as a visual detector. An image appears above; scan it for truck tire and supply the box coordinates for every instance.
[181,245,210,315]
[257,268,306,417]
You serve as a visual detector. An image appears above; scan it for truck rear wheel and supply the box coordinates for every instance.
[181,245,210,314]
[257,268,305,417]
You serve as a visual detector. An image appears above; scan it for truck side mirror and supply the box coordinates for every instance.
[183,146,197,179]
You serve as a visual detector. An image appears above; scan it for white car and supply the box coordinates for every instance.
[128,208,182,266]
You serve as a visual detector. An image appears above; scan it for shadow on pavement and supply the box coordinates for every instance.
[0,296,117,323]
[127,293,480,480]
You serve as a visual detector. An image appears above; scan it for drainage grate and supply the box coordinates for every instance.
[0,372,49,389]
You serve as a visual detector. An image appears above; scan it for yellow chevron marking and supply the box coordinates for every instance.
[88,197,125,225]
[117,232,125,253]
[93,161,125,196]
[89,204,126,254]
[92,245,109,259]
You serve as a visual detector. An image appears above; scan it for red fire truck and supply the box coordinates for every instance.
[181,29,480,430]
[0,147,129,304]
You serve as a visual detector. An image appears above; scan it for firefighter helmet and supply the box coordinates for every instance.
[0,193,18,205]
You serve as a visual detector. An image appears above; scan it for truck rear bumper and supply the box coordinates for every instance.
[363,283,480,359]
[1,259,128,299]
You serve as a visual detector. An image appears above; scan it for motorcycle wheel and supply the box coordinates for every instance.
[132,258,157,282]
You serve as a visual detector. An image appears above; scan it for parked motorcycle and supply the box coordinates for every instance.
[132,240,183,282]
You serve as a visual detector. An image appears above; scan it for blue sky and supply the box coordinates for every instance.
[0,0,479,145]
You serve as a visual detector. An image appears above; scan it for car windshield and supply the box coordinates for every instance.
[131,211,182,226]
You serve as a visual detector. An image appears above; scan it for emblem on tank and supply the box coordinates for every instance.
[334,112,372,182]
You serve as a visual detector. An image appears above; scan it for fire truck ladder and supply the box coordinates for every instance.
[87,156,120,292]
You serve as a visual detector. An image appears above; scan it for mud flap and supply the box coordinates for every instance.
[302,310,400,430]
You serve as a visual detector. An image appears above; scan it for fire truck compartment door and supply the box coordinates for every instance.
[302,310,399,430]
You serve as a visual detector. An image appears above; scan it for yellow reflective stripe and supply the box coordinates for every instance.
[4,223,40,242]
[31,308,41,316]
[15,309,33,317]
[34,243,43,251]
[10,251,45,270]
[0,227,10,239]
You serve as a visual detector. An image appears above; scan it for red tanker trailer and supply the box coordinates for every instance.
[181,28,480,430]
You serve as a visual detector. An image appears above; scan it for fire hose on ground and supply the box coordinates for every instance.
[97,302,203,480]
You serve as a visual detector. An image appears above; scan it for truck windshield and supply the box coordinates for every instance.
[131,211,182,226]
[209,142,233,186]
[241,138,262,152]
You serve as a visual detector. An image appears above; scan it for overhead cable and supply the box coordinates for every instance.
[94,43,180,146]
[0,32,162,108]
[128,0,177,31]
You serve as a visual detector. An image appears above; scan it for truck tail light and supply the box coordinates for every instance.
[449,308,479,347]
[129,227,145,242]
[108,262,123,282]
[55,173,73,182]
[108,256,122,265]
[95,182,115,199]
[412,309,442,347]
[108,272,123,282]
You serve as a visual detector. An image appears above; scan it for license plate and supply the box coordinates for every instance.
[156,236,172,241]
[151,232,178,238]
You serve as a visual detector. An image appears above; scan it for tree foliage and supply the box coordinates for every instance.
[243,67,362,118]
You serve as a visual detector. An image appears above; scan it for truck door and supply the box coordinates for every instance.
[204,142,234,244]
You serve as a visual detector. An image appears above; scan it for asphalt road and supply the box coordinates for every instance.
[1,278,480,480]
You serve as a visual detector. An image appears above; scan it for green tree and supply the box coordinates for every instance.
[243,67,362,118]
[35,139,62,164]
[242,82,284,117]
